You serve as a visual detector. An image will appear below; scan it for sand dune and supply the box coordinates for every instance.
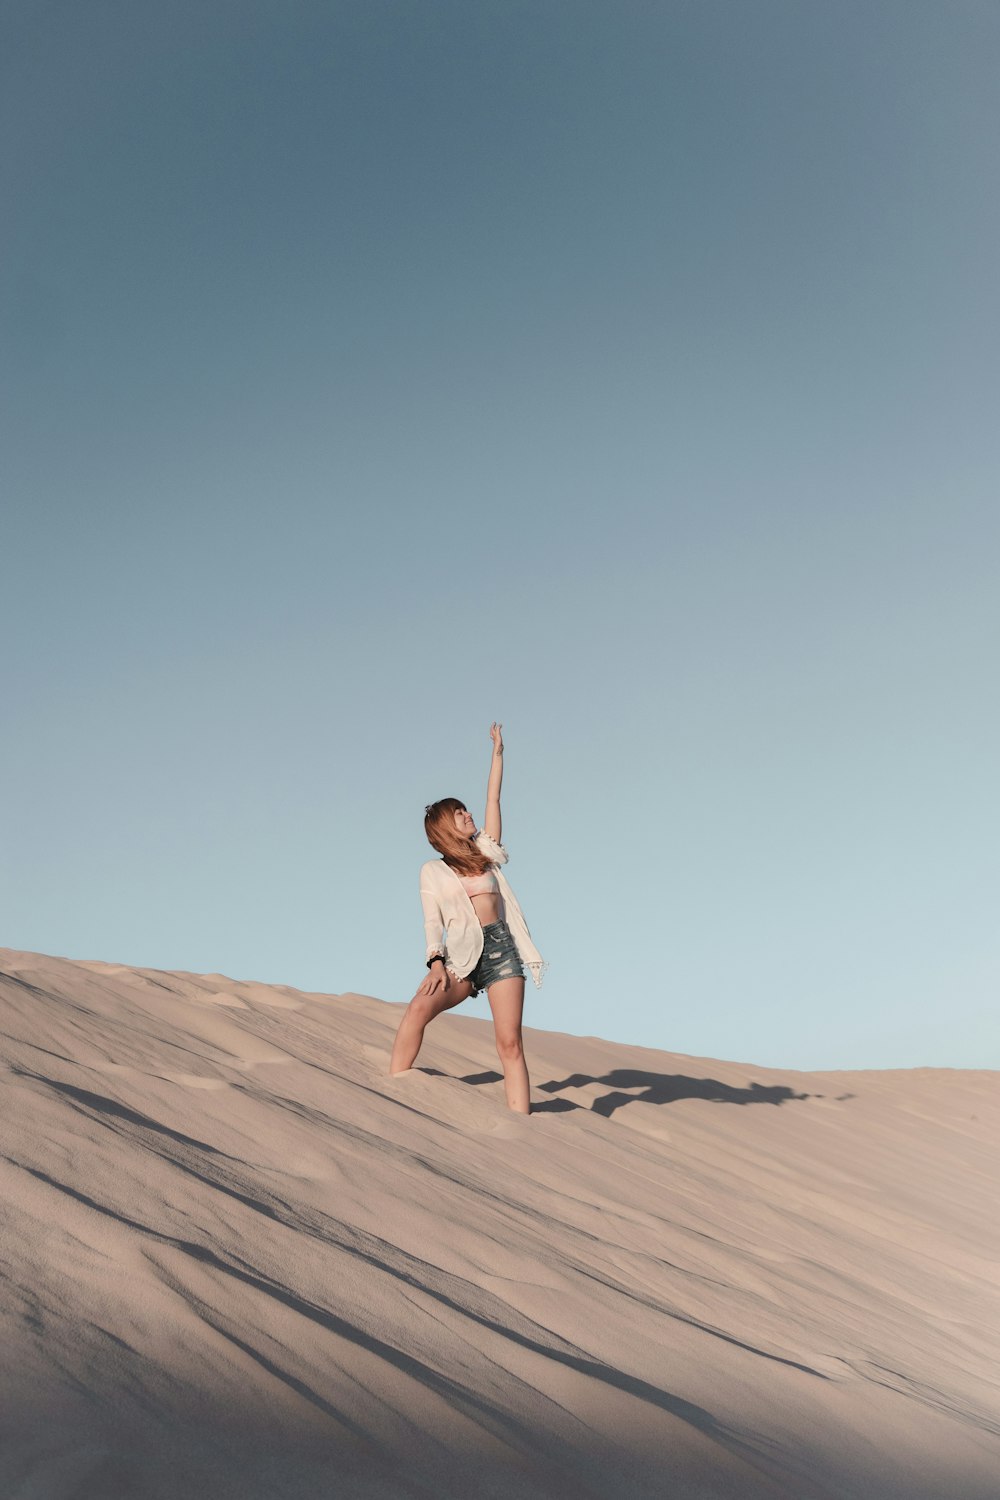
[1,948,997,1499]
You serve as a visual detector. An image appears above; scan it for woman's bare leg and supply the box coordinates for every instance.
[486,976,530,1113]
[389,974,474,1074]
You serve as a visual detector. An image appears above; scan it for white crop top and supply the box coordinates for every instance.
[459,869,499,899]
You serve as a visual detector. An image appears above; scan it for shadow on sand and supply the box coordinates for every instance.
[540,1069,817,1117]
[420,1066,818,1116]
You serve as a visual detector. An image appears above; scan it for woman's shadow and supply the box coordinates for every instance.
[429,1066,819,1115]
[531,1068,817,1115]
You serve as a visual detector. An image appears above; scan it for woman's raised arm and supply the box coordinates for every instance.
[484,722,503,843]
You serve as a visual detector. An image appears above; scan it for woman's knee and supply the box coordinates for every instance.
[495,1031,523,1061]
[408,994,434,1025]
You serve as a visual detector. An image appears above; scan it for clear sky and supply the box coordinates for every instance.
[3,1,997,1070]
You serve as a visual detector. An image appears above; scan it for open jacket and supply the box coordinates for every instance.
[420,830,546,988]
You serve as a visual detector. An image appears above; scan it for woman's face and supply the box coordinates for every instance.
[453,805,476,838]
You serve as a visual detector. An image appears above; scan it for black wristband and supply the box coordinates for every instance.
[427,955,445,969]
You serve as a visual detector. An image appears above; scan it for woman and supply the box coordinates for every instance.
[389,723,546,1114]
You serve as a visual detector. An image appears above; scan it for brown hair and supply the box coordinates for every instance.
[424,798,493,876]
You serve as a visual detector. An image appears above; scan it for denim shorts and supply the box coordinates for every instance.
[467,920,525,994]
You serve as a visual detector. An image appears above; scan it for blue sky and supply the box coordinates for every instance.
[2,1,997,1069]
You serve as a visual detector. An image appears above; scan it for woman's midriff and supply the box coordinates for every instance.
[470,893,502,925]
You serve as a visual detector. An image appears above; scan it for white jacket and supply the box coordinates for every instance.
[420,830,546,988]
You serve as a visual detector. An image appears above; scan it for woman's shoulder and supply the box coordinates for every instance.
[474,829,509,864]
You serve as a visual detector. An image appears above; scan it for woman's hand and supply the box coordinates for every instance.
[419,963,449,997]
[485,723,503,841]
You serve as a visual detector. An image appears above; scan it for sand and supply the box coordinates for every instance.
[1,947,997,1499]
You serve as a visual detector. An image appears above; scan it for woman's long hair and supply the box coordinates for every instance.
[424,798,493,875]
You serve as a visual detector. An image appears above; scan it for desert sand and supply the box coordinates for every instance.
[1,947,997,1499]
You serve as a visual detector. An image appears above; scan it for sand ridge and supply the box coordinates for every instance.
[1,948,997,1499]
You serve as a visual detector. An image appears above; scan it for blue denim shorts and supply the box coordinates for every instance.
[467,920,525,994]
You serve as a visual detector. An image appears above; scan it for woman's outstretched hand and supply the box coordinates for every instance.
[485,723,504,841]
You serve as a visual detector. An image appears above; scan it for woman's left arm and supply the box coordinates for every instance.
[484,722,503,843]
